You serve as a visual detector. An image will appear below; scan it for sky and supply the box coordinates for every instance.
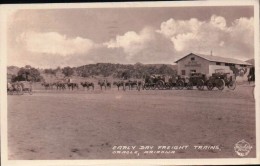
[7,6,254,68]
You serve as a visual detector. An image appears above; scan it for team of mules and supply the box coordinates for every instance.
[41,80,111,91]
[41,82,66,90]
[113,80,142,91]
[41,82,81,90]
[41,79,143,91]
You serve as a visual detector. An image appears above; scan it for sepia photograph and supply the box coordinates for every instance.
[1,0,259,165]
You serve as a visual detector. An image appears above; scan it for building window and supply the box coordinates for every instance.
[240,65,246,67]
[225,63,229,66]
[216,62,221,65]
[191,57,195,61]
[181,70,186,75]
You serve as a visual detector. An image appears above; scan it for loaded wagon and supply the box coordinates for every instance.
[206,69,236,91]
[143,74,185,90]
[143,74,164,90]
[185,73,207,90]
[7,81,33,95]
[167,75,186,90]
[178,70,236,91]
[7,82,23,95]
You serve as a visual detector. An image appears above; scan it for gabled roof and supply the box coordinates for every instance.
[246,58,255,66]
[175,53,252,66]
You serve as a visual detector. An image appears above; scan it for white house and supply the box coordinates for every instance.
[175,53,252,76]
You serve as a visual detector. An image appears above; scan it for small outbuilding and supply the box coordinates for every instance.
[175,53,252,76]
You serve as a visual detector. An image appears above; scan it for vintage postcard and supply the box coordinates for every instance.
[1,0,259,165]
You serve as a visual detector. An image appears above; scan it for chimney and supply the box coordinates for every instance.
[210,50,213,56]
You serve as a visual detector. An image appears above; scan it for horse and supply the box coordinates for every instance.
[98,80,111,90]
[81,81,94,90]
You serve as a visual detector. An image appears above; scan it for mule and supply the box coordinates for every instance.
[98,80,111,90]
[54,82,66,90]
[113,81,125,91]
[67,83,79,90]
[125,80,142,91]
[41,82,54,90]
[81,82,94,90]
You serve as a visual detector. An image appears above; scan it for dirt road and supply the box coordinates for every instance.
[8,85,255,159]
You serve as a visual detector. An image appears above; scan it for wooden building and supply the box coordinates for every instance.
[175,53,252,76]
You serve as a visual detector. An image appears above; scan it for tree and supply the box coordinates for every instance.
[44,68,57,75]
[121,70,131,80]
[14,66,43,82]
[62,66,74,77]
[25,65,32,69]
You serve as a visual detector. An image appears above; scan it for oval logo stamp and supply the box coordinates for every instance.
[234,139,252,157]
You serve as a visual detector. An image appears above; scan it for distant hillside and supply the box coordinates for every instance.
[246,58,255,66]
[76,63,177,79]
[7,66,20,75]
[7,63,178,81]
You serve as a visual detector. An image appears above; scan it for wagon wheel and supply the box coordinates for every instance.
[165,83,171,90]
[216,79,225,91]
[157,80,164,90]
[151,84,156,90]
[7,90,12,95]
[174,83,179,90]
[169,83,175,89]
[176,80,184,90]
[227,80,236,90]
[144,84,150,90]
[17,86,24,95]
[7,89,11,95]
[186,82,193,90]
[28,88,33,95]
[197,79,204,90]
[207,80,214,91]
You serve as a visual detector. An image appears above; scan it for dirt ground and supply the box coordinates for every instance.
[8,84,255,159]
